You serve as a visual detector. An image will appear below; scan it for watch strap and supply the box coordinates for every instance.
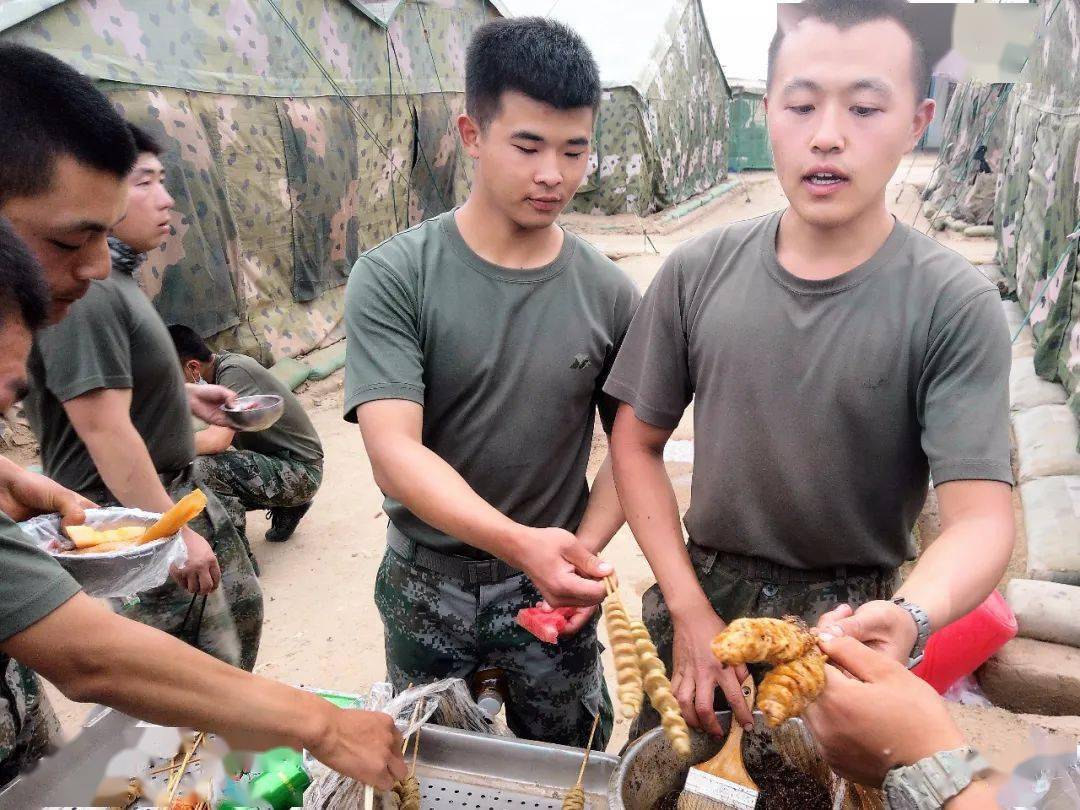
[892,597,932,669]
[884,747,991,809]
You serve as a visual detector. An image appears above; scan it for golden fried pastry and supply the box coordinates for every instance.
[561,785,585,810]
[602,596,644,718]
[710,616,817,666]
[757,647,827,727]
[392,775,420,810]
[631,620,691,757]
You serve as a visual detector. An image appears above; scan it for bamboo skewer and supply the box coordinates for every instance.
[562,712,602,810]
[163,732,204,805]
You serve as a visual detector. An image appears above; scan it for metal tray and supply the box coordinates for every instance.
[374,725,618,810]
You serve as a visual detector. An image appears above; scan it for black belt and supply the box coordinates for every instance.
[386,525,521,585]
[689,541,893,585]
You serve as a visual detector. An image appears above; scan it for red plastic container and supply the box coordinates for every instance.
[912,590,1017,694]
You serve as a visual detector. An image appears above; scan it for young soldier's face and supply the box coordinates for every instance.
[766,18,934,229]
[1,155,128,323]
[111,152,175,254]
[460,90,594,229]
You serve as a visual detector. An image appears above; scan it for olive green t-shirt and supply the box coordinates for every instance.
[604,211,1012,570]
[26,268,195,499]
[214,352,323,464]
[344,210,640,557]
[0,511,81,642]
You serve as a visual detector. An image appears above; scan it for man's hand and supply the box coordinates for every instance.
[670,605,753,735]
[0,460,95,525]
[804,635,965,786]
[306,707,407,790]
[816,601,919,664]
[186,383,237,427]
[514,527,613,608]
[172,528,222,595]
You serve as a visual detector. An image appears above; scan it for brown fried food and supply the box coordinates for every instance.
[602,596,644,718]
[561,785,585,810]
[392,775,420,810]
[710,616,817,666]
[756,647,827,727]
[631,620,691,757]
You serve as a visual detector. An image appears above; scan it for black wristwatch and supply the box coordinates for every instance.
[892,597,931,668]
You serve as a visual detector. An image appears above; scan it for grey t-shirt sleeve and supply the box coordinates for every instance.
[596,281,643,435]
[35,284,131,402]
[602,253,693,430]
[918,288,1014,486]
[217,364,262,399]
[343,255,425,422]
[0,515,81,642]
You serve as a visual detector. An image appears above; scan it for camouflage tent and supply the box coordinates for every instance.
[995,0,1080,424]
[922,80,1012,226]
[509,0,730,216]
[1,0,505,363]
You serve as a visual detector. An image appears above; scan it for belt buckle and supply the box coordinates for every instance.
[469,559,499,585]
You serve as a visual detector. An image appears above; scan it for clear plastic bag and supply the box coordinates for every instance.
[19,507,187,599]
[307,678,510,810]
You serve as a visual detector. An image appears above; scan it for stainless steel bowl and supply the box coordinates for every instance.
[220,394,284,431]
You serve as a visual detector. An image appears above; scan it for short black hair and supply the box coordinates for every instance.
[0,217,49,332]
[128,123,163,156]
[167,324,213,363]
[465,17,601,128]
[0,43,137,206]
[767,0,930,103]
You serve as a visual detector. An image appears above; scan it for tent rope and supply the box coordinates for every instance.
[414,0,470,186]
[385,33,402,229]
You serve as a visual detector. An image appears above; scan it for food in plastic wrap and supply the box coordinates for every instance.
[602,594,644,718]
[710,616,817,667]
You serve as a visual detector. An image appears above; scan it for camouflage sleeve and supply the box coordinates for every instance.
[918,288,1013,486]
[34,283,132,402]
[601,253,692,431]
[342,256,425,423]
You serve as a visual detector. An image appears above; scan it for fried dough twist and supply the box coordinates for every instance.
[710,616,817,667]
[631,620,691,757]
[603,597,644,718]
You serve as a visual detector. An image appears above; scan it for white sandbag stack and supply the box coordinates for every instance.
[978,300,1080,714]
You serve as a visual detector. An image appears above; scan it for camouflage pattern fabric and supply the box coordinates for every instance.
[0,0,498,365]
[374,545,614,750]
[0,658,60,787]
[193,450,322,559]
[571,0,729,216]
[88,471,264,673]
[994,0,1080,430]
[628,542,898,742]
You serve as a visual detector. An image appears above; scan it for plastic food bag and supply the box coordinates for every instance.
[19,507,187,599]
[306,678,510,810]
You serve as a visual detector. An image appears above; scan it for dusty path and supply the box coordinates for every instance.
[33,157,1077,763]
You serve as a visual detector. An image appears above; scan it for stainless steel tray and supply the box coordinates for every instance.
[374,725,617,810]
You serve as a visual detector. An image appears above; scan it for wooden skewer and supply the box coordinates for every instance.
[401,696,423,755]
[576,712,602,786]
[164,732,204,804]
[150,758,201,777]
[409,707,423,776]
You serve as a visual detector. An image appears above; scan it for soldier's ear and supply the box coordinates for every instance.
[458,113,482,158]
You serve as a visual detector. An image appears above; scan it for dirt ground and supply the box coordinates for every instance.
[13,154,1078,768]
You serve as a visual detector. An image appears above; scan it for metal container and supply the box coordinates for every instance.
[220,394,284,431]
[373,725,619,810]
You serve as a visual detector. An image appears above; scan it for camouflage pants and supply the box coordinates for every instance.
[375,543,614,750]
[629,542,898,741]
[193,451,321,562]
[93,469,264,672]
[0,658,60,787]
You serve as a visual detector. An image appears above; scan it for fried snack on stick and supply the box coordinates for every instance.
[710,616,817,667]
[602,595,644,718]
[140,489,207,545]
[392,776,420,810]
[561,786,585,810]
[757,647,827,727]
[631,619,691,757]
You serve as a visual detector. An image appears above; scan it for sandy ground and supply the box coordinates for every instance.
[17,154,1078,768]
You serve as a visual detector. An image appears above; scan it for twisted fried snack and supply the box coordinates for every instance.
[757,647,827,727]
[602,596,644,718]
[710,616,816,667]
[392,775,420,810]
[631,620,691,757]
[561,785,585,810]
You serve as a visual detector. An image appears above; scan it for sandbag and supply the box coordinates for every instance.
[964,225,996,238]
[1020,476,1080,585]
[269,356,311,391]
[1013,405,1080,482]
[1005,579,1080,647]
[1001,300,1035,359]
[1010,356,1068,412]
[303,341,346,381]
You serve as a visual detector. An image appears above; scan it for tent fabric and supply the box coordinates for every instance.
[2,0,496,363]
[994,0,1080,429]
[559,0,730,216]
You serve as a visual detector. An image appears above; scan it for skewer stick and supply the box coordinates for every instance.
[164,732,205,804]
[409,707,423,776]
[575,712,602,787]
[402,697,423,755]
[603,575,616,597]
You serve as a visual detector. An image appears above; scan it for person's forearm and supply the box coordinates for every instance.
[612,441,710,618]
[370,435,529,564]
[11,595,332,753]
[576,454,626,554]
[945,779,998,809]
[895,516,1013,632]
[195,425,234,456]
[80,421,176,513]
